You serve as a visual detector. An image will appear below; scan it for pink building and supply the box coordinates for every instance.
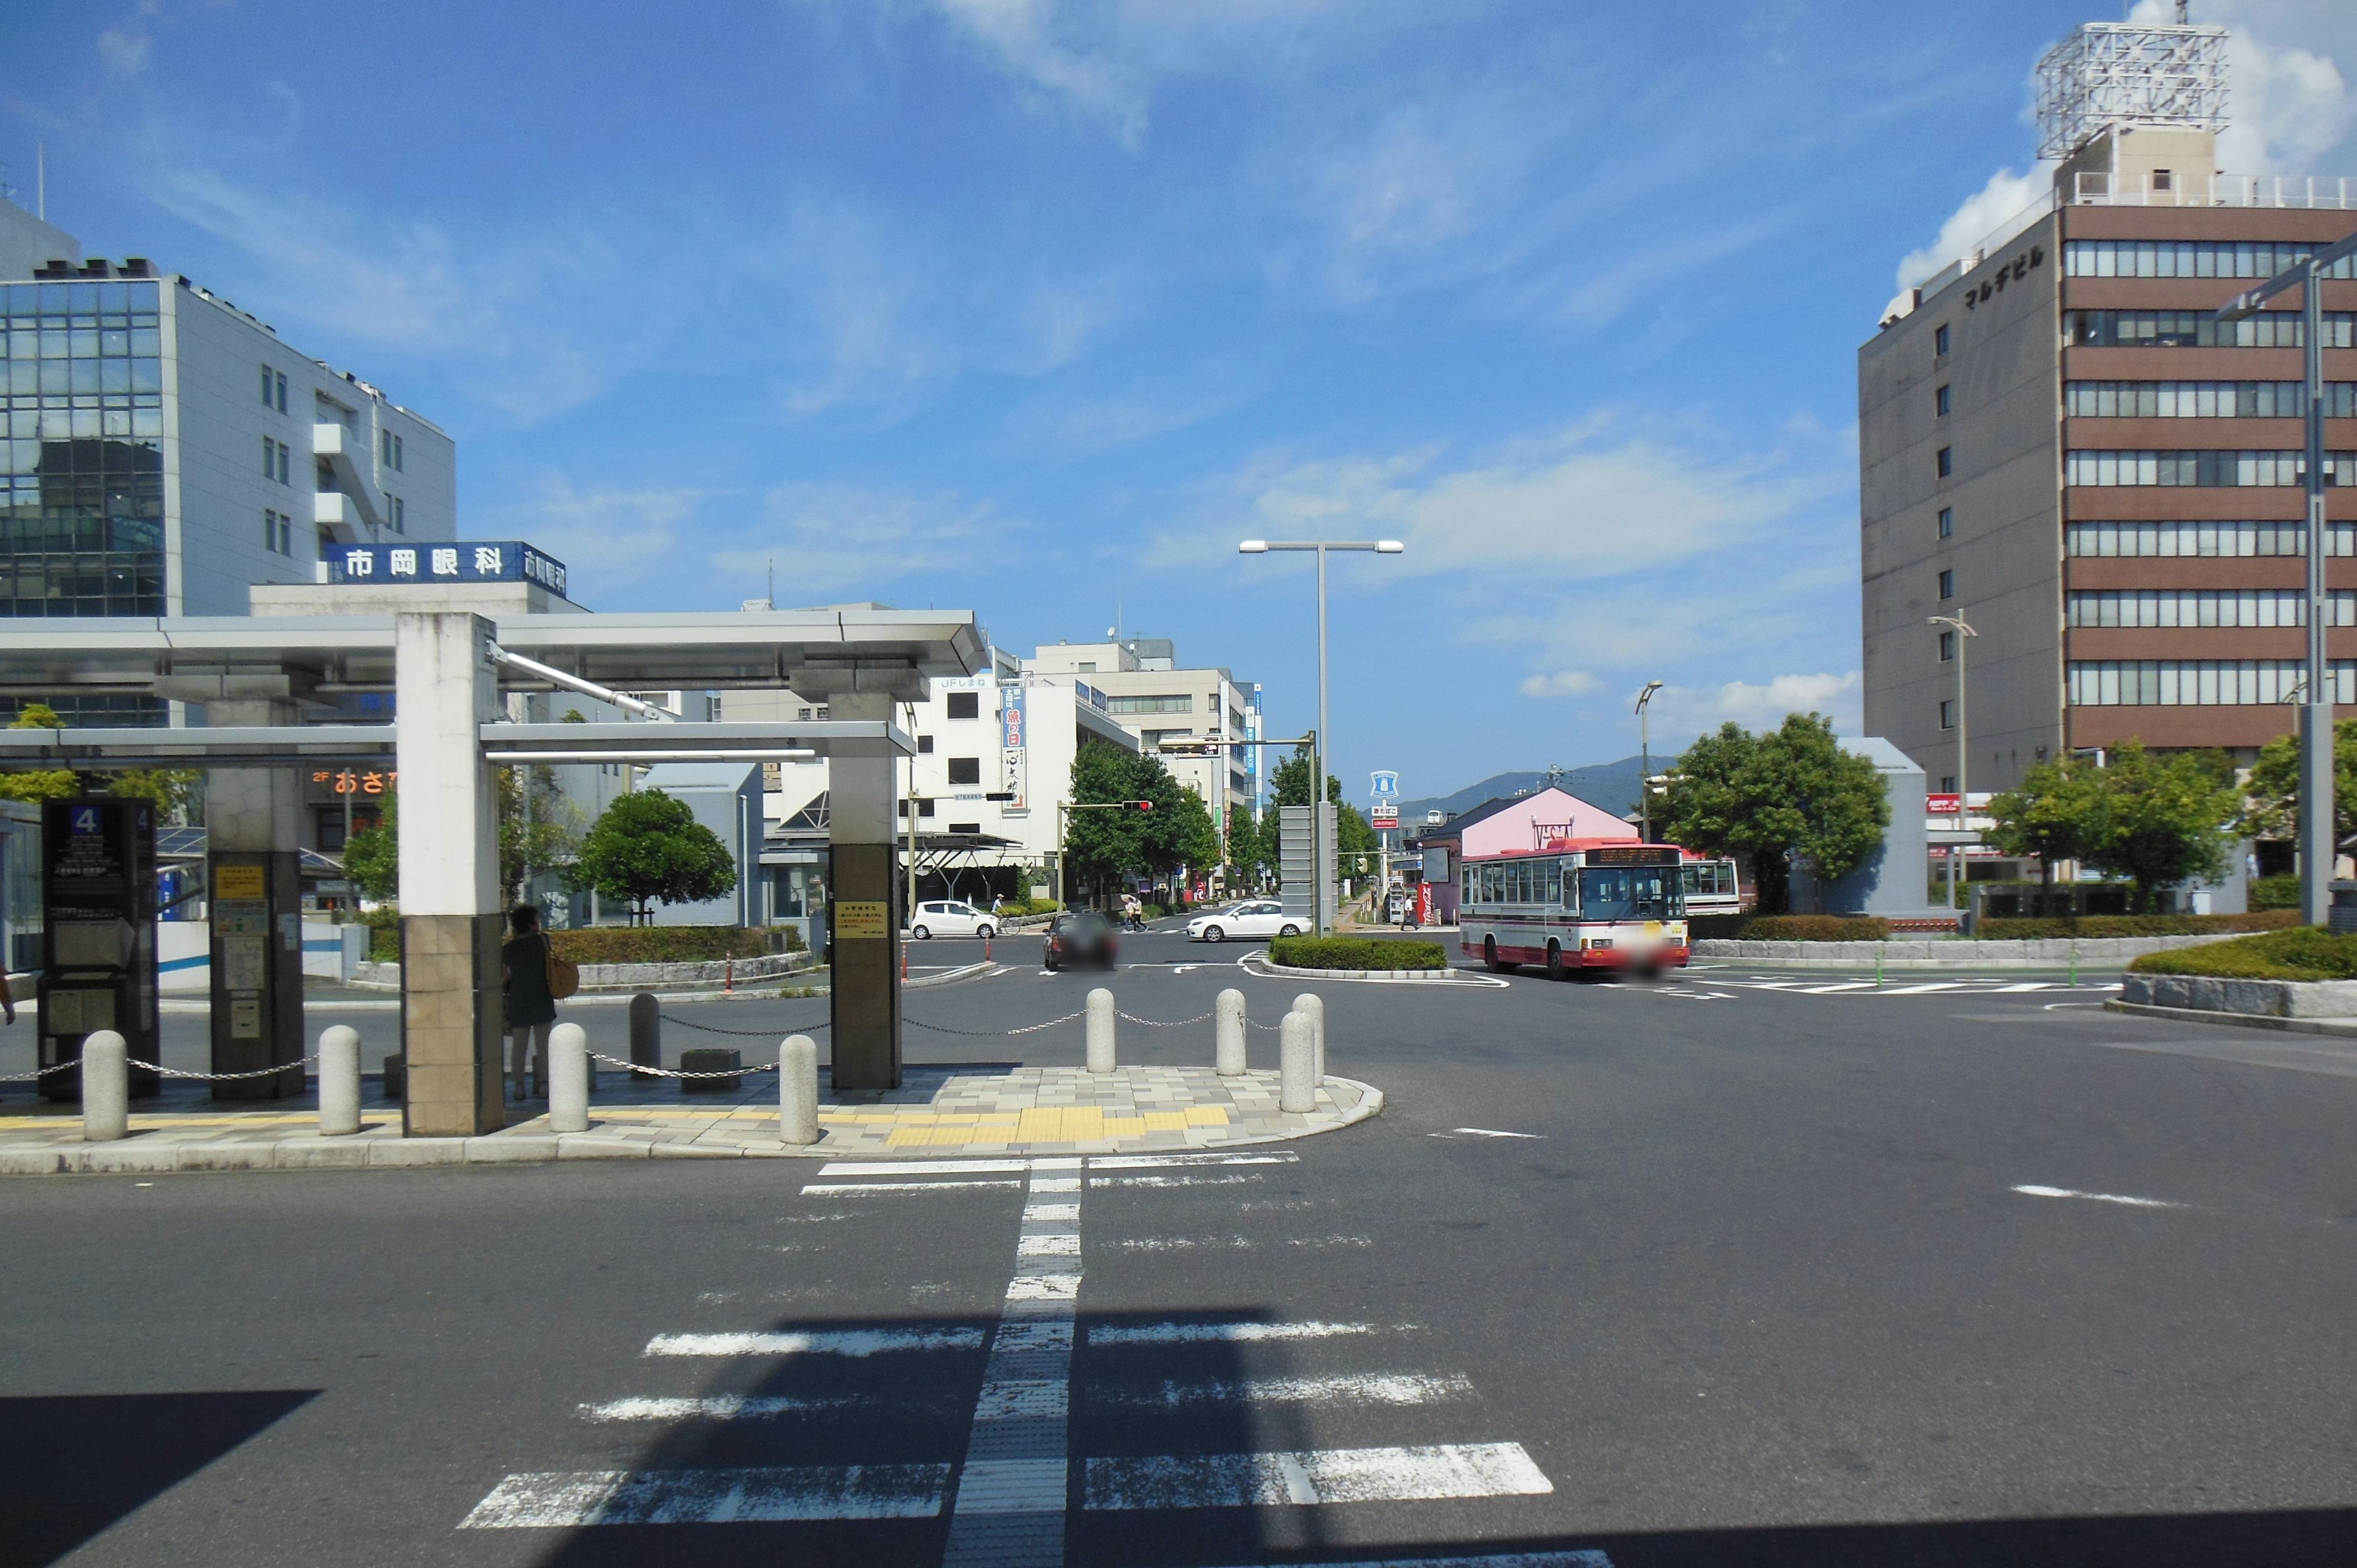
[1412,787,1638,924]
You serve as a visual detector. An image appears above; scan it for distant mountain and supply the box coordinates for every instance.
[1393,755,1649,829]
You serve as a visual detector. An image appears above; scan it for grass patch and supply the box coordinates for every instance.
[2129,925,2356,980]
[1977,912,2296,940]
[1268,935,1449,971]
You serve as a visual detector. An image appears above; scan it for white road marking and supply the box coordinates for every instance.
[1883,981,1965,994]
[1083,1442,1554,1508]
[578,1394,884,1422]
[818,1159,1033,1177]
[1104,1372,1476,1408]
[2011,1184,2184,1209]
[1088,1320,1385,1346]
[1088,1151,1299,1169]
[1451,1127,1542,1140]
[643,1328,985,1358]
[1798,981,1879,994]
[1121,1236,1254,1251]
[1089,1172,1265,1188]
[459,1464,950,1526]
[800,1180,1026,1195]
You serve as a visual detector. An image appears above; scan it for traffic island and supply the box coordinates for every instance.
[0,1062,1383,1175]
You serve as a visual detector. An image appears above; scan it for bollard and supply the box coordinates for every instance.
[629,991,661,1082]
[780,1033,819,1145]
[1214,988,1247,1076]
[1086,987,1117,1073]
[1279,1011,1315,1113]
[317,1025,362,1136]
[549,1022,589,1134]
[1293,991,1325,1082]
[81,1030,128,1141]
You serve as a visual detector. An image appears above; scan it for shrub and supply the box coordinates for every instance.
[1268,935,1449,971]
[1690,914,1892,942]
[2130,926,2357,981]
[995,898,1061,918]
[548,926,775,964]
[360,906,401,963]
[2248,873,2301,911]
[1976,911,2296,940]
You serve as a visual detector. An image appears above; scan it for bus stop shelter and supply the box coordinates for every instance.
[0,608,985,1134]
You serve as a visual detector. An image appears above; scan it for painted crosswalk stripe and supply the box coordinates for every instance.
[1088,1151,1299,1170]
[643,1327,984,1358]
[1104,1372,1475,1408]
[940,1164,1085,1564]
[1798,981,1878,993]
[1083,1442,1554,1508]
[459,1464,950,1526]
[1089,1172,1265,1188]
[1088,1319,1382,1346]
[1883,981,1965,993]
[579,1393,924,1421]
[2012,1183,2183,1209]
[801,1180,1027,1195]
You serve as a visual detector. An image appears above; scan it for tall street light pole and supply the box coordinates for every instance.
[1928,611,1978,910]
[2220,225,2357,926]
[1239,538,1404,935]
[1635,680,1664,841]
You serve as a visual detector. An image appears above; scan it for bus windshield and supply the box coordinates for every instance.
[1581,865,1679,921]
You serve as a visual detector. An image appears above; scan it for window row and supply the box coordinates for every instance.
[2063,240,2357,281]
[2065,589,2357,628]
[2065,450,2357,487]
[0,553,167,618]
[0,282,163,319]
[1105,693,1193,714]
[263,508,295,557]
[2064,310,2355,350]
[2067,658,2357,706]
[1,407,164,448]
[381,428,403,471]
[6,328,164,360]
[2065,381,2357,420]
[262,438,292,485]
[260,364,288,413]
[0,358,163,395]
[2066,520,2357,557]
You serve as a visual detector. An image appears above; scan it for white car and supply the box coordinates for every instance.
[1185,899,1303,943]
[907,900,997,939]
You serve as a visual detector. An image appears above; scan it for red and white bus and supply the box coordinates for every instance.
[1459,838,1689,979]
[1681,854,1742,917]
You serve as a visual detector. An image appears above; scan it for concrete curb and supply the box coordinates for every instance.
[1244,956,1499,986]
[1694,933,2253,968]
[907,961,993,989]
[0,1076,1386,1176]
[2105,998,2357,1039]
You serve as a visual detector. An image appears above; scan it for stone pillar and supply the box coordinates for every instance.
[394,612,505,1137]
[827,690,902,1091]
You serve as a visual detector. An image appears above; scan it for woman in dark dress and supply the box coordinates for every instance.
[501,905,559,1101]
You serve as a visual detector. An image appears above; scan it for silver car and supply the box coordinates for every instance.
[1185,899,1303,943]
[907,900,997,940]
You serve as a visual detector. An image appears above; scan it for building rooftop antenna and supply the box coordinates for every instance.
[2035,7,2227,161]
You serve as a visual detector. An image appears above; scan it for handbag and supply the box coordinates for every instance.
[543,934,581,1000]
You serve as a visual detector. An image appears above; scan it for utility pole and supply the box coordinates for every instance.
[1929,612,1979,910]
[1635,681,1663,841]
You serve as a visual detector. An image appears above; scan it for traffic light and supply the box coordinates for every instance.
[1132,800,1155,813]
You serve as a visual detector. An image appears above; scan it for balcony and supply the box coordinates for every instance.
[2064,171,2357,211]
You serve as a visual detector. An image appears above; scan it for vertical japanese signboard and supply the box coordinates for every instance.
[999,686,1028,813]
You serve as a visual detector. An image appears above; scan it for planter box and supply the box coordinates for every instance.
[2119,972,2357,1018]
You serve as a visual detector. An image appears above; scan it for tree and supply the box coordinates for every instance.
[0,703,79,804]
[344,796,400,902]
[1061,743,1220,897]
[498,765,581,903]
[2242,719,2357,846]
[1251,743,1374,885]
[1987,756,2106,888]
[576,789,737,924]
[2081,743,2238,911]
[1657,713,1889,913]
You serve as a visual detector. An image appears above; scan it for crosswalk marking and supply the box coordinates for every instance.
[1103,1372,1475,1408]
[1089,1151,1299,1170]
[800,1179,1026,1195]
[459,1464,951,1527]
[578,1394,880,1422]
[1088,1319,1381,1345]
[1089,1172,1264,1188]
[643,1327,984,1358]
[1083,1442,1554,1508]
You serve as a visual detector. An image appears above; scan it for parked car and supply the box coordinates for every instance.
[1043,911,1118,971]
[1185,898,1303,943]
[907,900,996,940]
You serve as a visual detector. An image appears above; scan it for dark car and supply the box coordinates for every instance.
[1043,911,1119,971]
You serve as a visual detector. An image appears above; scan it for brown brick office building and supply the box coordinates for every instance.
[1860,125,2357,796]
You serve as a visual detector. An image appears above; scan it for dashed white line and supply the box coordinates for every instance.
[1088,1319,1387,1346]
[1083,1442,1554,1508]
[2011,1183,2184,1209]
[459,1464,951,1526]
[800,1180,1026,1195]
[578,1394,880,1422]
[642,1328,985,1358]
[1089,1172,1265,1188]
[1103,1372,1476,1408]
[1449,1127,1543,1140]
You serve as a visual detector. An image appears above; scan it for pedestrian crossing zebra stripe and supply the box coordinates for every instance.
[458,1464,951,1526]
[1082,1442,1554,1508]
[1086,1319,1383,1345]
[642,1327,985,1358]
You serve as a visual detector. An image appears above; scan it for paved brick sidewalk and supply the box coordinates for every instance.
[0,1063,1380,1175]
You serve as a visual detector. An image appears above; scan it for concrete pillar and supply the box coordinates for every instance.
[1293,991,1325,1081]
[826,690,902,1091]
[1086,987,1117,1073]
[780,1033,819,1145]
[317,1025,361,1135]
[395,612,505,1137]
[185,686,305,1099]
[1279,1011,1314,1113]
[81,1029,127,1140]
[1214,988,1247,1076]
[549,1022,588,1134]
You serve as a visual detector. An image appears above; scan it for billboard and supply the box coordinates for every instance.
[999,686,1028,812]
[330,541,569,599]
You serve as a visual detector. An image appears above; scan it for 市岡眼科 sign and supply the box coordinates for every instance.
[330,541,568,599]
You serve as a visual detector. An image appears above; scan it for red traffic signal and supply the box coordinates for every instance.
[1133,800,1154,812]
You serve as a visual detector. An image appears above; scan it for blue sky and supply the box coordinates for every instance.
[6,0,2355,803]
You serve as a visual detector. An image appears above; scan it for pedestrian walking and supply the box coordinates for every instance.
[501,905,561,1101]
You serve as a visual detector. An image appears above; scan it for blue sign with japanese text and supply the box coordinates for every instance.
[330,541,568,600]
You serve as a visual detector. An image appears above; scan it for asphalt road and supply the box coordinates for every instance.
[4,930,2356,1566]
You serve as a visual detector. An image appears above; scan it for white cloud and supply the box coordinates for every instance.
[1894,163,2052,296]
[487,476,710,577]
[1519,670,1600,698]
[1649,671,1863,744]
[716,484,1000,598]
[96,2,160,79]
[922,0,1147,147]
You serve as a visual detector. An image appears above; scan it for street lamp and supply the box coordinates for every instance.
[1928,611,1978,910]
[2218,224,2357,925]
[1635,680,1664,841]
[1237,538,1405,934]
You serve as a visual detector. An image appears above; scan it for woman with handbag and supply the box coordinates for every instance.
[501,905,569,1102]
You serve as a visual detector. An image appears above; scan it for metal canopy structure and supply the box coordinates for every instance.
[2035,21,2229,161]
[0,721,913,768]
[0,608,987,699]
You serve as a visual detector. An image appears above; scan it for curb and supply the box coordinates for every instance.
[907,961,993,989]
[2103,998,2357,1039]
[1242,955,1503,986]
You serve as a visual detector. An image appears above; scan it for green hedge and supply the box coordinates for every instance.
[996,898,1062,917]
[549,926,776,964]
[1690,914,1892,942]
[2248,873,2301,911]
[1976,911,2297,940]
[1268,935,1449,971]
[2130,926,2357,980]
